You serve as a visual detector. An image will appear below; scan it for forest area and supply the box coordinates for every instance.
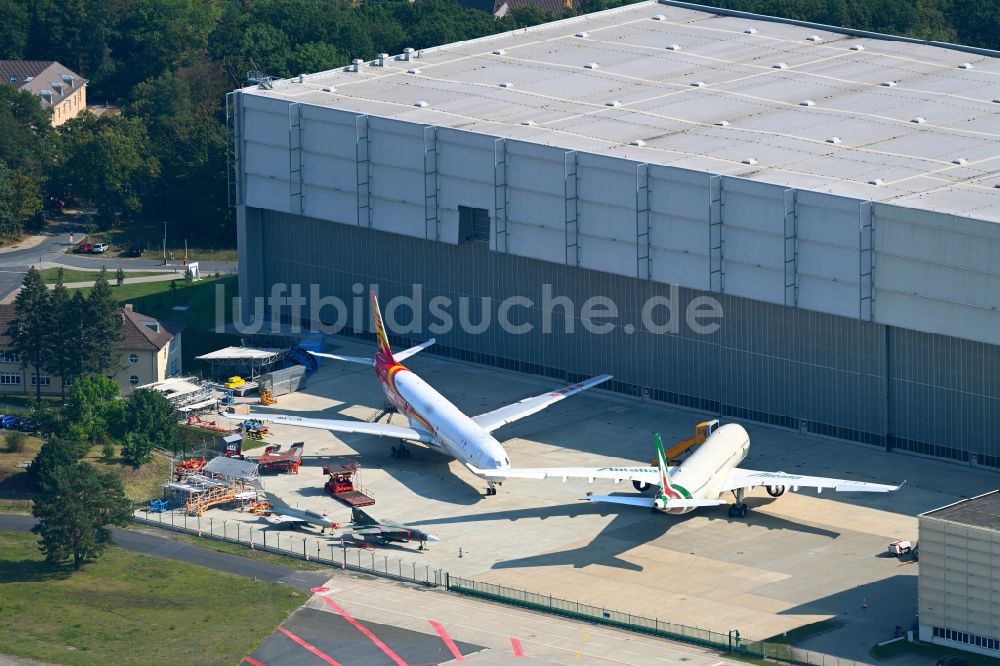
[0,0,996,247]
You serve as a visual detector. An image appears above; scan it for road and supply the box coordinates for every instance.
[0,220,236,300]
[0,514,326,591]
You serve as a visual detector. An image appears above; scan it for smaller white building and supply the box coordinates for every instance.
[919,491,1000,657]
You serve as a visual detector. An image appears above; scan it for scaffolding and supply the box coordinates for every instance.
[195,346,287,382]
[165,456,260,516]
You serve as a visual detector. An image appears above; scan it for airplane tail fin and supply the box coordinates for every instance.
[654,433,679,499]
[351,507,377,526]
[370,291,395,362]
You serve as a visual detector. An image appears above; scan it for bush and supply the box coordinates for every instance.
[101,441,116,460]
[5,430,26,453]
[120,431,152,467]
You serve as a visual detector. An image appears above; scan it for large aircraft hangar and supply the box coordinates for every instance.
[228,1,1000,468]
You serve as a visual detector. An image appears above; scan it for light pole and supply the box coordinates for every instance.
[162,219,167,265]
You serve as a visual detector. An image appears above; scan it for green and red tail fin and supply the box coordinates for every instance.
[370,291,395,362]
[654,433,682,500]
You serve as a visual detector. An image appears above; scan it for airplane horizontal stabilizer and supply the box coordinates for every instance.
[309,351,374,365]
[583,495,657,508]
[394,338,436,362]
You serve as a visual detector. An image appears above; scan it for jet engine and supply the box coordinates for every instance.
[766,485,786,497]
[632,480,650,492]
[654,497,666,510]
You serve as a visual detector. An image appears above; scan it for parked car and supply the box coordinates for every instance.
[91,243,108,253]
[74,243,94,254]
[124,245,144,257]
[1,416,22,429]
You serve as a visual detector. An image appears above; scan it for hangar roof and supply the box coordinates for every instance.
[244,0,1000,222]
[922,491,1000,532]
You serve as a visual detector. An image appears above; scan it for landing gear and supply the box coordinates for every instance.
[728,488,749,518]
[485,481,498,496]
[391,441,411,460]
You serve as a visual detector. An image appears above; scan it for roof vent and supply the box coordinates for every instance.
[744,27,758,34]
[850,44,865,51]
[584,62,599,69]
[630,139,646,146]
[403,47,415,61]
[347,59,362,72]
[575,31,589,38]
[911,116,926,124]
[867,178,883,185]
[772,62,788,69]
[414,100,429,107]
[714,120,729,127]
[806,35,822,42]
[493,48,506,55]
[690,80,706,87]
[499,81,514,88]
[322,85,336,93]
[958,62,973,69]
[377,53,390,67]
[826,136,841,144]
[522,120,535,126]
[952,157,968,165]
[800,99,815,106]
[24,76,32,82]
[742,157,758,165]
[665,44,681,51]
[407,68,421,74]
[606,100,622,107]
[881,80,897,87]
[652,14,666,20]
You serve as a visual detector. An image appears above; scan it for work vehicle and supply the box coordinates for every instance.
[225,376,246,389]
[889,540,918,559]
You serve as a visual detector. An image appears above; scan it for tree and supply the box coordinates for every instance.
[120,431,152,466]
[10,267,50,403]
[28,437,79,491]
[43,274,76,399]
[115,267,125,287]
[67,290,88,378]
[82,268,123,375]
[5,430,26,453]
[57,115,160,226]
[0,160,43,238]
[31,462,132,570]
[64,374,121,448]
[123,388,176,454]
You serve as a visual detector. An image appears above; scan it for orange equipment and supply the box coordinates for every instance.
[652,420,720,466]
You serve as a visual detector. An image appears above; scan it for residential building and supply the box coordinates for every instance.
[0,60,88,126]
[0,303,182,395]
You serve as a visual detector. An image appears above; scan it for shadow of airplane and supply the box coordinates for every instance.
[408,495,840,572]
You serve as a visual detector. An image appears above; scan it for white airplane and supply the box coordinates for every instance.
[474,423,901,517]
[256,490,339,532]
[244,291,612,496]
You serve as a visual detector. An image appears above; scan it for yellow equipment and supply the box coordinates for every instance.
[653,419,720,466]
[259,388,276,405]
[225,376,246,389]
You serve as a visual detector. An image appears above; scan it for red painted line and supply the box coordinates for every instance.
[276,626,342,666]
[244,657,267,666]
[321,596,409,666]
[428,620,463,661]
[511,637,525,657]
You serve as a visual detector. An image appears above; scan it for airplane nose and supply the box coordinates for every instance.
[426,534,440,542]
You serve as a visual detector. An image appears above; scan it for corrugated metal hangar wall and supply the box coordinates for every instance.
[231,92,1000,467]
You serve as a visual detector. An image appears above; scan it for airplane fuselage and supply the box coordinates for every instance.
[661,424,750,514]
[375,355,512,472]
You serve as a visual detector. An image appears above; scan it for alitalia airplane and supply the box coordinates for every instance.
[473,423,901,517]
[246,292,612,496]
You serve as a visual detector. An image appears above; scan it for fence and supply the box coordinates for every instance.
[447,575,766,658]
[766,645,869,666]
[132,508,444,587]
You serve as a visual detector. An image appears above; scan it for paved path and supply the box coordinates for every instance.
[0,514,328,592]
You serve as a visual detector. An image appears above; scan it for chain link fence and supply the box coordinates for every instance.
[132,508,443,586]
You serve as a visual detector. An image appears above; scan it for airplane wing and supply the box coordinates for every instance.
[584,495,727,509]
[723,468,902,493]
[471,465,661,485]
[243,413,435,444]
[471,374,613,433]
[271,514,309,524]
